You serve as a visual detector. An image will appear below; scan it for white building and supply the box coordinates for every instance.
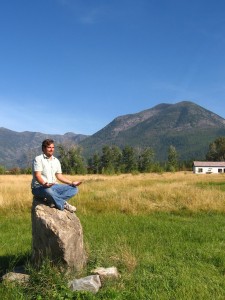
[193,161,225,174]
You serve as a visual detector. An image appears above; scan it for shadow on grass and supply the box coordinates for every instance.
[0,252,31,278]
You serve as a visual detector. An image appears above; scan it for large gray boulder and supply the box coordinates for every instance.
[31,199,87,271]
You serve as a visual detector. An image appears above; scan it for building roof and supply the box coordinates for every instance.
[193,161,225,167]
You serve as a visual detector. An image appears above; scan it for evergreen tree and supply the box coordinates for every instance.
[121,146,138,173]
[167,145,179,172]
[206,137,225,161]
[58,144,87,174]
[68,147,87,174]
[58,144,70,173]
[111,145,122,173]
[138,147,155,172]
[88,152,101,174]
[0,165,6,174]
[88,146,122,174]
[101,145,115,174]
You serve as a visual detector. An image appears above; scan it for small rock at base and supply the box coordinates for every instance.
[68,275,101,294]
[91,266,120,279]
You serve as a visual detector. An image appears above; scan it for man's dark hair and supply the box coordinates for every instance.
[42,139,54,151]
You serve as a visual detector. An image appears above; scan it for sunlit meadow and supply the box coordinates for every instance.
[1,172,225,299]
[1,172,225,214]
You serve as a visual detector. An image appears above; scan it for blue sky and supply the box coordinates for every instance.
[0,0,225,135]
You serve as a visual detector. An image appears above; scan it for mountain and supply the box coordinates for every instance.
[1,101,225,169]
[0,128,88,168]
[79,101,225,161]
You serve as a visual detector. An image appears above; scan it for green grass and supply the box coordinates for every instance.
[196,181,225,191]
[81,212,225,299]
[1,210,225,299]
[0,213,31,277]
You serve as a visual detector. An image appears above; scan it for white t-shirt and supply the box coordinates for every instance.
[31,153,62,188]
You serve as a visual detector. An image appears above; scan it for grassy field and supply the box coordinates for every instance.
[1,172,225,299]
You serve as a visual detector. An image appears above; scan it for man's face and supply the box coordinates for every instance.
[44,143,55,157]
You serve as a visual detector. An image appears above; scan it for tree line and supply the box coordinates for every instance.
[58,144,183,175]
[1,136,225,175]
[58,136,225,174]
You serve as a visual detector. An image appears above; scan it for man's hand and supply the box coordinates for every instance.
[71,181,82,187]
[43,182,55,188]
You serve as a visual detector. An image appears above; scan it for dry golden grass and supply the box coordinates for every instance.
[1,172,225,214]
[110,245,138,273]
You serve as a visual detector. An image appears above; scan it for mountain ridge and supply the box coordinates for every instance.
[79,101,225,161]
[1,101,225,168]
[0,128,88,168]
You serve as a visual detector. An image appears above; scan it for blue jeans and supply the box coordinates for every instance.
[32,184,78,210]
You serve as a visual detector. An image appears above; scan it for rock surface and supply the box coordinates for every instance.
[68,275,101,293]
[91,266,120,279]
[31,199,86,271]
[2,272,30,283]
